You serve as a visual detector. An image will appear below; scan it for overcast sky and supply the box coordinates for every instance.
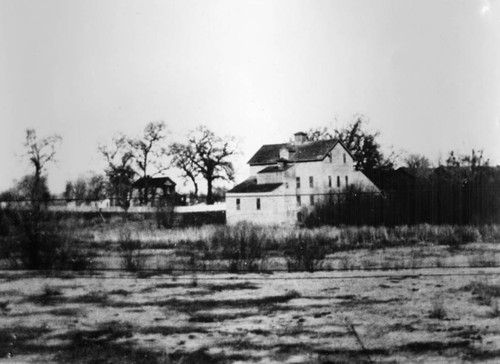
[1,0,499,194]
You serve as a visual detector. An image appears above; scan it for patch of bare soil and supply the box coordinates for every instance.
[1,269,500,363]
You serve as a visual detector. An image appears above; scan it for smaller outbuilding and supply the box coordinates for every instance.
[131,176,176,206]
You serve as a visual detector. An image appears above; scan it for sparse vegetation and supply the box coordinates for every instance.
[429,295,447,319]
[464,280,500,306]
[1,206,500,273]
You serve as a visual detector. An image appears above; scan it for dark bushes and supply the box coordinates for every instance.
[0,208,94,270]
[284,231,333,272]
[211,222,268,272]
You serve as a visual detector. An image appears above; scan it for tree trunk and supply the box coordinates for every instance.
[190,177,198,198]
[206,178,213,205]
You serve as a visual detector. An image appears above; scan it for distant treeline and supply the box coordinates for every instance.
[307,166,500,226]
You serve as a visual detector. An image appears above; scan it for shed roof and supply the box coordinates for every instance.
[132,176,176,189]
[257,164,293,174]
[227,177,282,193]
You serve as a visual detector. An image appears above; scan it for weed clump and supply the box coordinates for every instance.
[429,295,447,319]
[285,231,331,272]
[210,222,269,273]
[464,280,500,306]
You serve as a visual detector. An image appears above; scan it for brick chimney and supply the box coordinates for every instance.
[294,132,307,145]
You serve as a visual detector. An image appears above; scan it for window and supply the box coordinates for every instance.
[296,177,301,189]
[236,198,240,210]
[309,176,314,188]
[310,195,314,205]
[343,153,347,164]
[285,182,289,189]
[337,176,341,188]
[345,176,349,187]
[296,195,301,206]
[328,176,332,188]
[256,198,261,210]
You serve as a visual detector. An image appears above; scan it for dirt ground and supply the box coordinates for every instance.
[1,267,500,364]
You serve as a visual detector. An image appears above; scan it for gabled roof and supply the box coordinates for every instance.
[227,177,283,193]
[248,139,341,165]
[257,164,293,174]
[132,176,176,189]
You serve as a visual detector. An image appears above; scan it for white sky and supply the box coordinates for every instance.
[1,0,499,194]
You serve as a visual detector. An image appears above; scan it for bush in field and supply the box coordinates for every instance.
[479,225,500,243]
[211,222,268,272]
[0,208,94,270]
[119,228,145,271]
[429,295,447,319]
[284,231,331,272]
[339,226,393,248]
[464,280,500,306]
[455,226,481,243]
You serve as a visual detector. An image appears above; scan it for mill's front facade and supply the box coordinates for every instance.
[226,132,379,225]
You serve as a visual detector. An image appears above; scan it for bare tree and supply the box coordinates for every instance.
[445,149,489,168]
[19,129,61,269]
[404,153,432,169]
[171,126,237,205]
[98,134,135,210]
[129,121,169,205]
[306,126,334,141]
[24,129,61,210]
[65,173,108,205]
[168,142,200,198]
[307,116,394,172]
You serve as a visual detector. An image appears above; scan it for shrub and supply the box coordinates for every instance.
[121,240,145,272]
[464,280,500,306]
[468,253,497,268]
[284,230,330,272]
[479,225,500,243]
[119,228,145,271]
[490,299,500,318]
[456,226,481,243]
[429,295,447,319]
[211,222,268,272]
[338,255,353,270]
[0,208,94,270]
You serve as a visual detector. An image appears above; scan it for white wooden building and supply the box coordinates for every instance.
[226,132,379,225]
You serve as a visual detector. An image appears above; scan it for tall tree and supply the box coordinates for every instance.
[307,116,393,172]
[24,129,61,210]
[129,121,169,204]
[98,134,135,210]
[20,129,61,269]
[168,142,200,197]
[170,126,237,205]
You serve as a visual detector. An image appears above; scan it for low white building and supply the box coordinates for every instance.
[226,132,379,225]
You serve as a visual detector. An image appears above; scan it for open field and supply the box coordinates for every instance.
[1,269,500,363]
[2,217,500,363]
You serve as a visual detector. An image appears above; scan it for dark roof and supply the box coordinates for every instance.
[248,139,340,165]
[257,164,293,174]
[227,177,282,193]
[132,176,176,189]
